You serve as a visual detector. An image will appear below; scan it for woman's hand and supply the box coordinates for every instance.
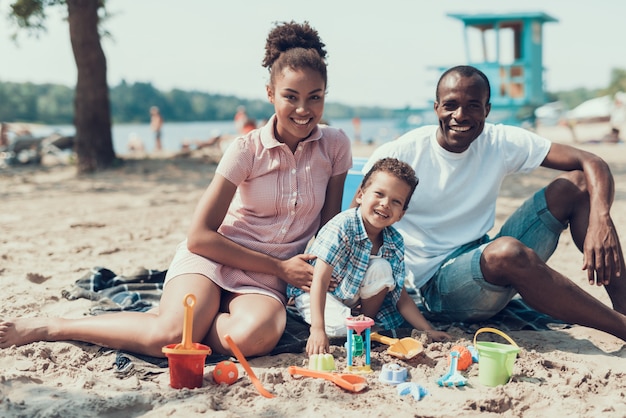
[279,254,316,291]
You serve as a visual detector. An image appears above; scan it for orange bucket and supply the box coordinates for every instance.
[162,343,211,389]
[161,294,212,389]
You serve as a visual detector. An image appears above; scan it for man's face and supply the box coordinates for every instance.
[434,73,491,153]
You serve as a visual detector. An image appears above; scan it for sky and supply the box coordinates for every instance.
[1,0,626,109]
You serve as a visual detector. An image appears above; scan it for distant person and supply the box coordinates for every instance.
[150,106,163,151]
[242,118,257,135]
[288,158,450,356]
[234,105,248,135]
[0,20,352,358]
[0,123,8,148]
[577,127,623,145]
[127,133,145,155]
[181,129,226,152]
[610,92,626,133]
[602,127,623,144]
[358,65,626,343]
[352,116,362,143]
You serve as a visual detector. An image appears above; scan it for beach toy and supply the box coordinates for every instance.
[344,315,375,373]
[468,345,479,363]
[370,332,424,360]
[224,334,275,398]
[162,294,212,389]
[436,351,468,387]
[473,327,520,387]
[446,345,473,370]
[212,360,238,385]
[308,353,336,371]
[397,382,429,401]
[378,363,408,385]
[288,366,368,393]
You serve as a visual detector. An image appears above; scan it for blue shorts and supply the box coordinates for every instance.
[420,188,568,322]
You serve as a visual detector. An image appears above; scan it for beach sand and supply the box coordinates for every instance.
[1,121,625,417]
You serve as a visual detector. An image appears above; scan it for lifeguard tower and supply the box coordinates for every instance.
[446,11,558,125]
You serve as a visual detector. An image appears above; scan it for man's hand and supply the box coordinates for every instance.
[583,216,623,286]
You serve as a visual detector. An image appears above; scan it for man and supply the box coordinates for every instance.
[360,65,626,341]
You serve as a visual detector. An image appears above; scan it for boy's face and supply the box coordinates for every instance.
[356,171,410,234]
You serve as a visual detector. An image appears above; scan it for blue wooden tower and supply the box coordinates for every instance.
[446,11,558,125]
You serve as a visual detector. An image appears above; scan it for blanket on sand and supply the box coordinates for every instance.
[62,267,569,378]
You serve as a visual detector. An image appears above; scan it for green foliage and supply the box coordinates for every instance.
[3,65,626,125]
[0,81,73,123]
[603,68,626,97]
[8,0,67,37]
[549,87,603,110]
[547,66,626,109]
[0,80,400,124]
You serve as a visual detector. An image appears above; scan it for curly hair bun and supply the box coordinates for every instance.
[262,21,327,69]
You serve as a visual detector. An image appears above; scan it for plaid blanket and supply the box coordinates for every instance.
[63,267,568,377]
[62,266,165,314]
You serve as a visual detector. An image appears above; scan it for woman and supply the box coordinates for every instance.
[0,21,352,358]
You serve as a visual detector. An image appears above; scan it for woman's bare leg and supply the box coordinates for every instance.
[0,274,221,357]
[206,293,286,357]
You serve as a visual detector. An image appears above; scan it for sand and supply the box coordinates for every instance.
[1,121,625,417]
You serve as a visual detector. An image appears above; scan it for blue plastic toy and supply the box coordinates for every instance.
[397,382,429,401]
[436,351,468,387]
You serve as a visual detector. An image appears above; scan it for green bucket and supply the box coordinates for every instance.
[473,327,520,387]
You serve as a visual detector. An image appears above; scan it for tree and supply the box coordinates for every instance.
[9,0,115,173]
[604,68,626,98]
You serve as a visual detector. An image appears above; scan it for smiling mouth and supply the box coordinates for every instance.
[293,118,311,126]
[374,210,389,219]
[449,125,471,133]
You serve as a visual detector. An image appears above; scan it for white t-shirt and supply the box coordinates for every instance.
[363,123,551,288]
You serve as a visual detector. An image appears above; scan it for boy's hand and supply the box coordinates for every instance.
[425,329,451,342]
[306,327,330,356]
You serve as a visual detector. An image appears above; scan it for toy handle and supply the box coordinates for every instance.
[182,294,196,349]
[370,332,399,345]
[473,327,518,348]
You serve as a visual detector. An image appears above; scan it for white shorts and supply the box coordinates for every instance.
[294,256,395,337]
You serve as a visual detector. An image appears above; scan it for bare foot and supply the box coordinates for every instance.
[0,318,51,348]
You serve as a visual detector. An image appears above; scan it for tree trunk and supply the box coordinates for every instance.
[67,0,115,173]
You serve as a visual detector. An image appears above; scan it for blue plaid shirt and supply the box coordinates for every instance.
[287,207,406,330]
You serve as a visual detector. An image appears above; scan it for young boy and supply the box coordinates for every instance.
[287,158,450,356]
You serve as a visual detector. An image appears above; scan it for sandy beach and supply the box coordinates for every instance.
[1,121,625,417]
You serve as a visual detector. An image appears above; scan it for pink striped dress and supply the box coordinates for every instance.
[164,115,352,304]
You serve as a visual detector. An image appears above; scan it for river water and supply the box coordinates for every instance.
[46,117,407,155]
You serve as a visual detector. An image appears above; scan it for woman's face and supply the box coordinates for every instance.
[267,67,326,146]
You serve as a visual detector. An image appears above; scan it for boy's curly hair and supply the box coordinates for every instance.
[262,21,327,88]
[360,158,419,210]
